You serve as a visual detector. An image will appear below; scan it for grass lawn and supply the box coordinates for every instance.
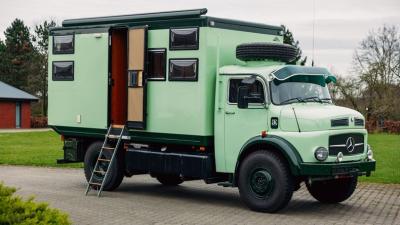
[0,131,82,168]
[0,131,398,183]
[359,133,400,184]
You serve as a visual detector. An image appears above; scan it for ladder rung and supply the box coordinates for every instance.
[107,134,121,139]
[89,182,102,186]
[112,124,125,129]
[102,147,115,150]
[97,158,111,162]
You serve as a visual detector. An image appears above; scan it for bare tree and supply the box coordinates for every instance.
[351,25,400,120]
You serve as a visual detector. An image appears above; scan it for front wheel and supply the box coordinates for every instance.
[238,151,294,213]
[306,176,358,203]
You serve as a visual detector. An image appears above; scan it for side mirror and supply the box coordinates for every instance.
[238,86,249,109]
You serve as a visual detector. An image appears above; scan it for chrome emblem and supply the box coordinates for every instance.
[345,137,355,153]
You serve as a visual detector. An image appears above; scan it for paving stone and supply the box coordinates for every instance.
[0,165,399,225]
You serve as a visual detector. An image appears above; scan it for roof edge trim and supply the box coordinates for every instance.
[62,8,208,27]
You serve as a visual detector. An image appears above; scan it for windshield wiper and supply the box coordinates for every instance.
[320,98,332,102]
[303,96,323,103]
[303,96,332,103]
[280,97,305,105]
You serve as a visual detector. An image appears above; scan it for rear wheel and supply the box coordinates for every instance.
[238,151,294,213]
[306,176,358,203]
[155,174,184,186]
[84,141,124,191]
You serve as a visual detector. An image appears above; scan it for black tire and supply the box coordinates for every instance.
[236,42,298,63]
[306,176,358,203]
[238,150,294,213]
[84,141,124,191]
[155,174,184,186]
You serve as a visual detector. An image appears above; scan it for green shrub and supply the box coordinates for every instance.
[0,182,71,225]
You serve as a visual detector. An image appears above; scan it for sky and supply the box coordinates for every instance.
[0,0,399,75]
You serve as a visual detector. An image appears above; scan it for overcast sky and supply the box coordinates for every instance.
[1,0,399,75]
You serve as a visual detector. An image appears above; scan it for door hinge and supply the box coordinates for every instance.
[109,36,112,46]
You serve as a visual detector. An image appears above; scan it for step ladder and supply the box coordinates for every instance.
[85,124,125,197]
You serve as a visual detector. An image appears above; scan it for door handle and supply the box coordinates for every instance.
[225,111,236,115]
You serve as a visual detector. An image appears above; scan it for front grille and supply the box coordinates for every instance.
[331,118,349,127]
[329,133,364,156]
[355,118,364,126]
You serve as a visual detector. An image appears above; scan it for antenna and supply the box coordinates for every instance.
[312,0,316,66]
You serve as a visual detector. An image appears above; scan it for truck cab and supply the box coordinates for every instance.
[214,61,375,211]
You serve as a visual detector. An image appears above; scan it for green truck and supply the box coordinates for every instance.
[48,8,376,212]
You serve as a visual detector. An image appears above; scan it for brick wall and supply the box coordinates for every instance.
[0,101,16,128]
[21,102,31,128]
[0,101,31,128]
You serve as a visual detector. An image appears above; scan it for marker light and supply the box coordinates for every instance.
[314,147,329,161]
[367,144,373,160]
[261,130,267,138]
[337,152,343,162]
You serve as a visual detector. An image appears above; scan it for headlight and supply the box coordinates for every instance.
[367,144,373,160]
[314,147,329,161]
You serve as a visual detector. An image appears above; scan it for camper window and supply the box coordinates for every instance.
[170,28,199,50]
[228,78,265,104]
[52,61,74,81]
[53,35,74,54]
[169,59,198,81]
[148,49,166,80]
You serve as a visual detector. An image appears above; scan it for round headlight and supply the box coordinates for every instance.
[314,147,329,161]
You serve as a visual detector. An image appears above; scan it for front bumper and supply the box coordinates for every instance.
[299,160,376,176]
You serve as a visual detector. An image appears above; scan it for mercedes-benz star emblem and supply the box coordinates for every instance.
[345,137,355,153]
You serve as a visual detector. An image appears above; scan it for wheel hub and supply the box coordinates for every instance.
[250,169,274,197]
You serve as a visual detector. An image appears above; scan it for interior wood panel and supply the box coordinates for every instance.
[110,29,127,125]
[128,29,145,70]
[127,88,143,121]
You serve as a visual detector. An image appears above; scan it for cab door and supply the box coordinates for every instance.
[223,76,269,172]
[127,27,147,129]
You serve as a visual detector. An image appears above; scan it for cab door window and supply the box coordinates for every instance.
[228,78,265,104]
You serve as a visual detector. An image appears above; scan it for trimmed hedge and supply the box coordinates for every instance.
[0,182,70,225]
[30,117,48,128]
[366,120,400,134]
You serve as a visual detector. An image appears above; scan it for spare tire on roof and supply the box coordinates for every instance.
[236,42,298,63]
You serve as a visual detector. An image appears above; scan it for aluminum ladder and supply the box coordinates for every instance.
[85,124,125,197]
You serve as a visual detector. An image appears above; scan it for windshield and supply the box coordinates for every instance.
[270,76,332,105]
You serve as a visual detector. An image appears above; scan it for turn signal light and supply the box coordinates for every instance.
[261,130,267,138]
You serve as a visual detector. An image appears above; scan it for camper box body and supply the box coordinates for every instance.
[48,9,282,148]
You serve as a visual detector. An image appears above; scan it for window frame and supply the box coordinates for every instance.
[52,34,75,55]
[227,76,267,105]
[52,61,74,81]
[169,27,199,51]
[147,48,167,81]
[168,58,199,82]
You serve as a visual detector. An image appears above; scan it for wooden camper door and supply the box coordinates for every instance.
[127,27,147,129]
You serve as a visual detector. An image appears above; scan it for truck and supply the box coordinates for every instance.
[48,8,376,212]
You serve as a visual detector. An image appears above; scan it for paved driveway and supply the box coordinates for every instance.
[0,165,399,225]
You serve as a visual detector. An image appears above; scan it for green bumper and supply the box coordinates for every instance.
[299,160,376,176]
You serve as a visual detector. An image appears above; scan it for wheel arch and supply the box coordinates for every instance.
[233,135,303,186]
